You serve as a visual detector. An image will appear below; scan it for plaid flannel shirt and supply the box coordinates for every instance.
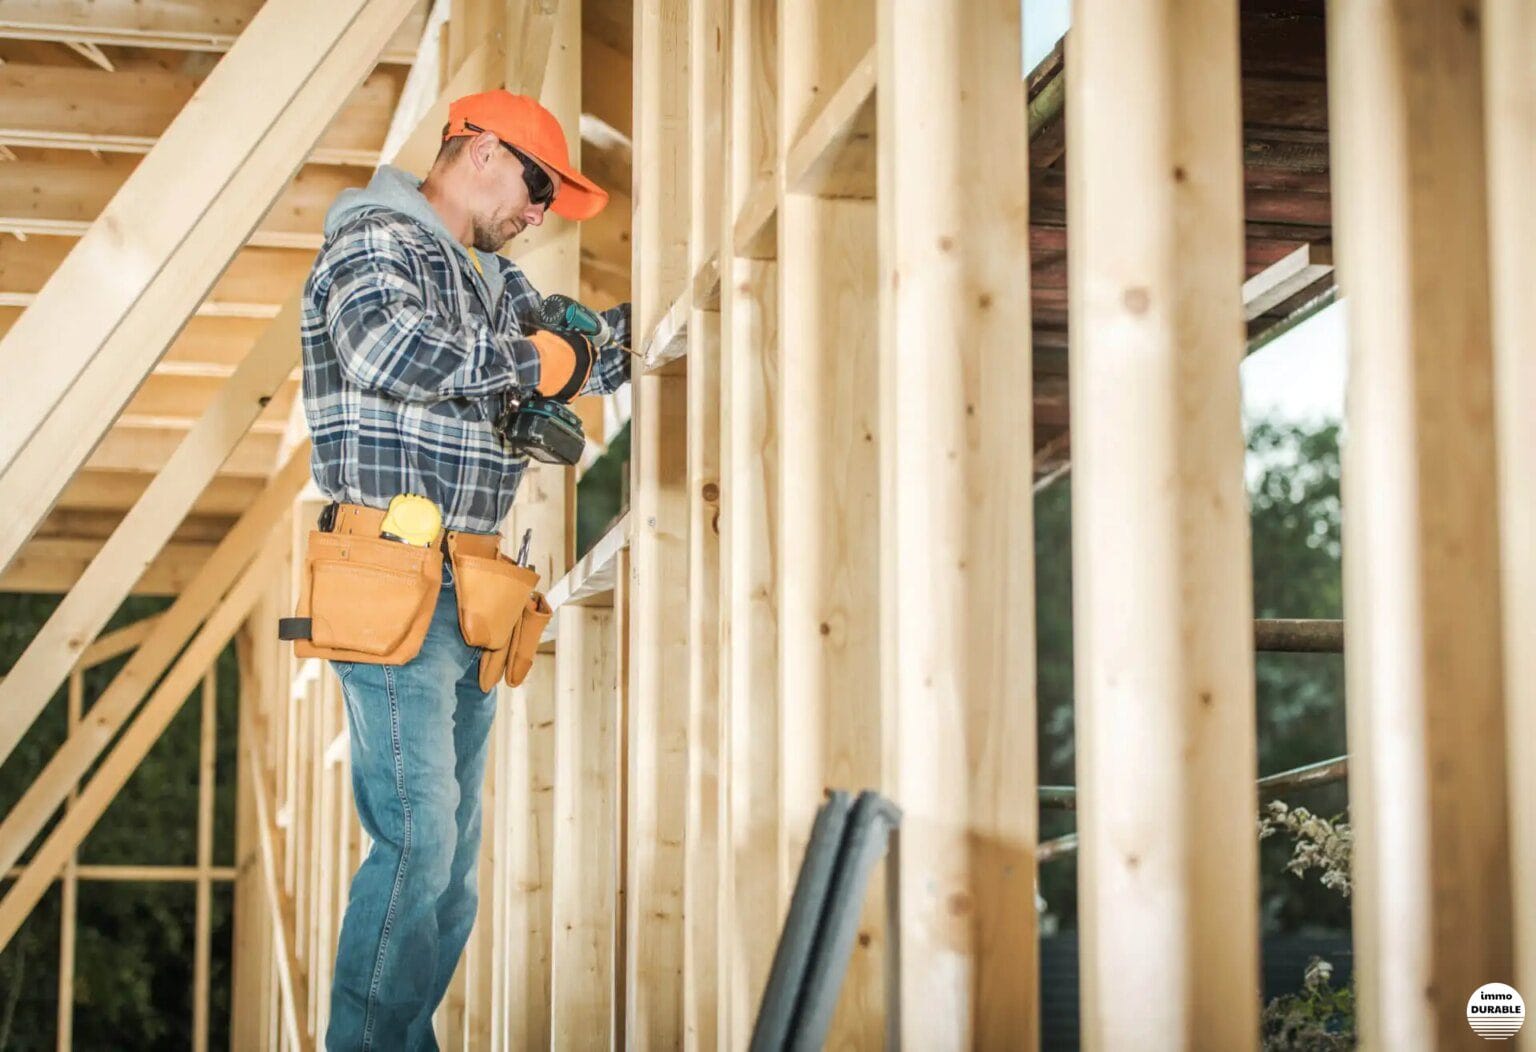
[300,206,630,534]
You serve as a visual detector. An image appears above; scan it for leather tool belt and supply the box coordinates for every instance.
[279,501,551,690]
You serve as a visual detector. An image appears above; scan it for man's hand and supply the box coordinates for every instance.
[527,328,595,401]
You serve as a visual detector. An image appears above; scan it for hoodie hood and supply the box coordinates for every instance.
[324,164,503,305]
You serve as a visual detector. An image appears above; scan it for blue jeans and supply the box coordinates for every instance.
[325,566,496,1052]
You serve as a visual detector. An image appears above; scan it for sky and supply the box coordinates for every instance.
[1241,302,1347,428]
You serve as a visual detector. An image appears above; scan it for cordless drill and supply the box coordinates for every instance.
[494,295,621,466]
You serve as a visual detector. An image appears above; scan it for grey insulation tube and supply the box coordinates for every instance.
[749,790,853,1052]
[788,791,903,1051]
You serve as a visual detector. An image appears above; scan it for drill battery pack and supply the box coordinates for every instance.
[499,398,586,465]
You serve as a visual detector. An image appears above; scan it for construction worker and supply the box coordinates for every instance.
[295,90,629,1051]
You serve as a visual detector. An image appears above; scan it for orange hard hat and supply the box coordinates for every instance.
[444,90,608,221]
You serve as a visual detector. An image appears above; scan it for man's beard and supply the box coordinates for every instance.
[471,216,510,253]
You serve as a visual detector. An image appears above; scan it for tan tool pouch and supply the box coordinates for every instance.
[446,533,538,652]
[505,592,554,688]
[293,530,443,664]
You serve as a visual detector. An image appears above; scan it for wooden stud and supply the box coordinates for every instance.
[684,305,723,1051]
[624,364,690,1044]
[194,669,217,1052]
[717,0,782,1040]
[504,655,558,1050]
[1329,1,1513,1043]
[549,605,620,1045]
[613,545,632,1048]
[241,628,315,1052]
[1068,1,1259,1046]
[466,707,497,1049]
[683,0,726,1039]
[55,670,83,1052]
[776,1,883,1042]
[633,0,691,351]
[1484,0,1536,1002]
[231,624,266,1049]
[477,2,580,1041]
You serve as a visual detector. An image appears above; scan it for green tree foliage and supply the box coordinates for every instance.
[1036,419,1349,934]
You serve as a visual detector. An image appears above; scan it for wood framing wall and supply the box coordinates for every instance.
[3,0,1535,1048]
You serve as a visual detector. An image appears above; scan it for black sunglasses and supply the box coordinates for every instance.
[462,122,556,209]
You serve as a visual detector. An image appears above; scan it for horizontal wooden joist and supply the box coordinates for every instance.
[55,468,264,518]
[87,423,281,478]
[31,507,235,544]
[0,61,402,166]
[0,309,273,371]
[0,234,313,312]
[0,535,213,596]
[0,150,365,249]
[0,0,428,63]
[121,373,297,427]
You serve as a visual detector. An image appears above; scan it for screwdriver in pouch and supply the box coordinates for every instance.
[516,528,533,568]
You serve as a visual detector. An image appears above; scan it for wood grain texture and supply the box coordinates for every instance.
[1484,0,1536,1006]
[1068,0,1259,1047]
[1330,1,1513,1045]
[550,606,621,1046]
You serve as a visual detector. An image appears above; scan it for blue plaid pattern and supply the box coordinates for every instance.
[300,206,630,534]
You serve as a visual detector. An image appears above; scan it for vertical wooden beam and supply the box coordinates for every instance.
[193,668,217,1052]
[505,655,558,1050]
[56,670,83,1052]
[718,254,781,1045]
[230,621,265,1050]
[876,0,1037,1043]
[718,0,781,1042]
[1330,1,1513,1044]
[684,8,728,1044]
[628,0,693,1038]
[684,309,722,1051]
[1484,0,1536,1003]
[489,706,512,1052]
[634,0,692,339]
[311,676,340,1045]
[550,605,620,1045]
[776,2,883,1043]
[489,0,580,1044]
[613,546,632,1048]
[505,0,564,99]
[466,713,497,1050]
[1068,0,1258,1046]
[625,364,690,1044]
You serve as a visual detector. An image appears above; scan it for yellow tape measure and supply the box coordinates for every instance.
[379,494,442,546]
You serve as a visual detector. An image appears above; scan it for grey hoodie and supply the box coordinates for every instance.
[323,164,504,308]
